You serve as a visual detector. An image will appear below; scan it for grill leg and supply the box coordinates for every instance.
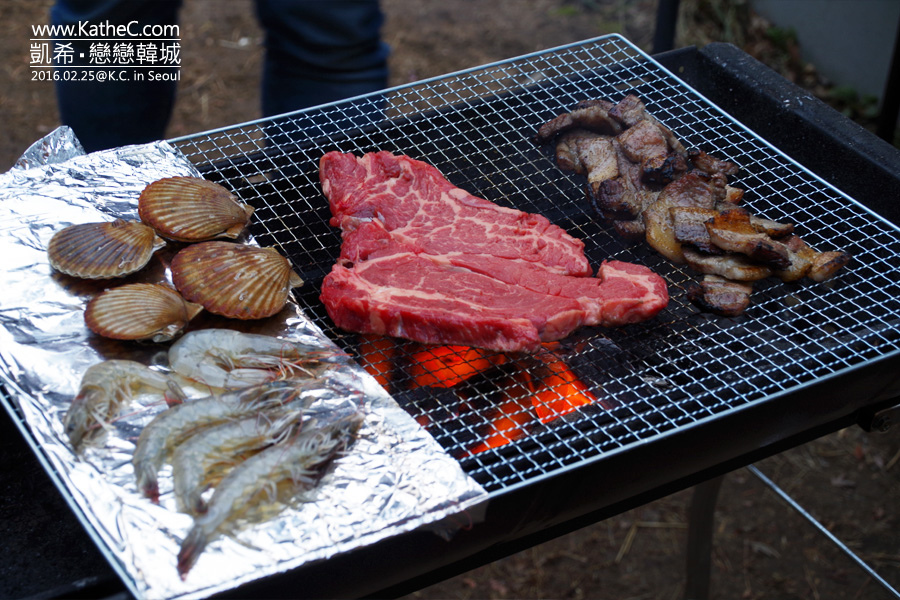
[683,475,725,600]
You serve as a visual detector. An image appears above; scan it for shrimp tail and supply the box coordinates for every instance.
[164,380,187,407]
[135,465,160,503]
[177,525,208,580]
[192,497,208,515]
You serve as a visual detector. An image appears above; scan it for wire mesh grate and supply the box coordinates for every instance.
[172,35,900,492]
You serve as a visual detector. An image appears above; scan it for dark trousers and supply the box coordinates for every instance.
[52,0,389,152]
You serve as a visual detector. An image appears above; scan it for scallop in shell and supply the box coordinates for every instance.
[48,219,165,279]
[138,176,254,242]
[84,283,203,342]
[171,242,303,320]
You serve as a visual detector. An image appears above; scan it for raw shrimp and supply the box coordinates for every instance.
[171,405,311,515]
[168,328,345,389]
[63,360,175,452]
[176,399,364,579]
[132,379,309,503]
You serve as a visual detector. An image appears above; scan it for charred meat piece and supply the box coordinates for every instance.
[617,119,689,183]
[536,99,622,144]
[555,130,611,175]
[682,247,772,282]
[686,275,753,317]
[618,119,668,174]
[609,95,686,154]
[649,153,691,185]
[594,140,662,219]
[659,171,728,208]
[643,171,727,263]
[611,218,646,242]
[672,204,794,254]
[809,250,852,282]
[607,94,647,127]
[687,149,740,177]
[551,134,660,221]
[670,206,721,254]
[749,214,794,238]
[555,130,619,197]
[773,235,852,283]
[705,208,792,270]
[552,130,656,221]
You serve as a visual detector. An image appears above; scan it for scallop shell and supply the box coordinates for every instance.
[84,283,203,342]
[48,219,165,279]
[138,176,254,242]
[171,242,303,320]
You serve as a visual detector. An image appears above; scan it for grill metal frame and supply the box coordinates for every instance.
[171,34,900,495]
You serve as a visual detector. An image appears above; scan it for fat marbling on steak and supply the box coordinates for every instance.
[319,151,668,352]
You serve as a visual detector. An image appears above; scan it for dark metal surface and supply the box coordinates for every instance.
[652,0,681,53]
[876,10,900,142]
[684,475,724,600]
[668,43,900,223]
[2,39,900,599]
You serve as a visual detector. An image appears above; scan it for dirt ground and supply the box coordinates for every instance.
[1,1,898,599]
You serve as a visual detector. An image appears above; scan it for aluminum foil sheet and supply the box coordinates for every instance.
[0,128,488,600]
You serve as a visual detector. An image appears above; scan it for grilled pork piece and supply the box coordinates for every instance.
[749,214,793,238]
[682,247,772,281]
[773,235,852,283]
[724,185,745,204]
[617,119,689,183]
[670,204,794,255]
[687,149,740,177]
[555,130,619,203]
[536,99,621,144]
[594,140,662,220]
[670,206,722,254]
[687,275,754,317]
[608,95,686,155]
[705,208,792,270]
[643,171,727,263]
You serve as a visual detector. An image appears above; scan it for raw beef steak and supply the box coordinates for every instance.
[322,150,591,276]
[319,151,668,352]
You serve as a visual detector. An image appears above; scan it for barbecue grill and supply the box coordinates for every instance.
[3,36,900,599]
[172,33,900,488]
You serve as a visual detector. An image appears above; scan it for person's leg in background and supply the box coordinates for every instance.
[52,0,182,152]
[254,0,390,117]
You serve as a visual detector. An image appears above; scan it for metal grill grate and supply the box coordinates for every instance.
[172,35,900,493]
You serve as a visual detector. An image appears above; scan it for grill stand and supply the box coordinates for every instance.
[684,475,724,600]
[745,463,900,599]
[683,406,900,600]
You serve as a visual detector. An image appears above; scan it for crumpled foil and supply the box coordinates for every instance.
[0,127,488,600]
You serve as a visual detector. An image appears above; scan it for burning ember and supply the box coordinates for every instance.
[356,335,601,455]
[409,345,507,389]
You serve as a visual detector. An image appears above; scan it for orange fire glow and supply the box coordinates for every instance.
[529,345,597,423]
[463,370,534,455]
[357,334,397,389]
[355,336,598,456]
[409,345,506,388]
